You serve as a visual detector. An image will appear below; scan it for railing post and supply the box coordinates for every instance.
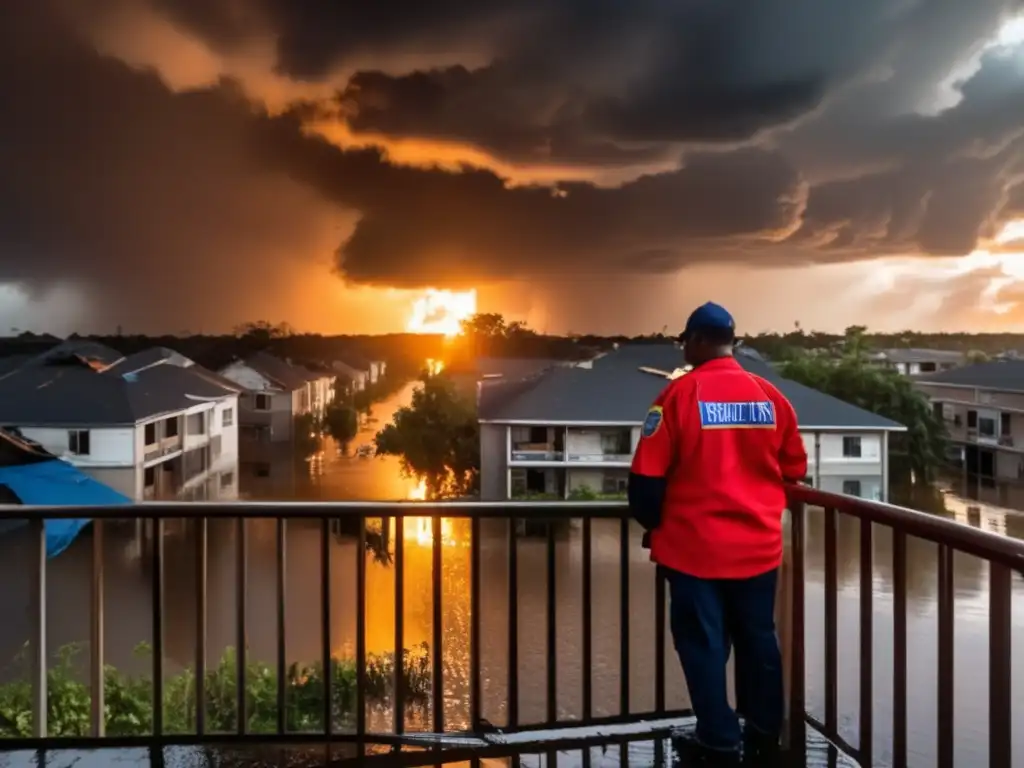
[780,500,806,760]
[777,509,793,750]
[90,520,105,737]
[30,518,47,739]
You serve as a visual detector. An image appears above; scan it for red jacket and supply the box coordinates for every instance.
[630,357,808,579]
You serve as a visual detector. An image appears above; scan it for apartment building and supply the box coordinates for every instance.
[871,348,965,376]
[0,345,240,501]
[917,360,1024,481]
[478,345,905,502]
[220,351,334,444]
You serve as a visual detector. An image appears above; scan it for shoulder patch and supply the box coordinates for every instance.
[641,406,664,438]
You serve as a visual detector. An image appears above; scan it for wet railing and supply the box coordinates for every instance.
[787,486,1024,768]
[0,493,1021,766]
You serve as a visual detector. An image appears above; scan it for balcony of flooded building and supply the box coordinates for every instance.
[0,487,1020,767]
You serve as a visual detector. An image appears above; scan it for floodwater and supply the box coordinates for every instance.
[0,383,1021,767]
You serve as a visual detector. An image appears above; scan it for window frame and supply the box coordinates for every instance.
[68,429,91,456]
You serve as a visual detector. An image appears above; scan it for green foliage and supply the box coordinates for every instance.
[0,643,430,737]
[567,486,626,501]
[781,330,948,481]
[374,374,479,498]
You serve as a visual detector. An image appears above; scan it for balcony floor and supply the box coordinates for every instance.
[0,718,858,768]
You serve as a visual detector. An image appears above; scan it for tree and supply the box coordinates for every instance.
[781,331,947,482]
[460,313,507,339]
[374,375,479,498]
[324,403,359,447]
[233,321,294,352]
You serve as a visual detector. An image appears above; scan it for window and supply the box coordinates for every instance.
[967,410,978,428]
[68,430,91,455]
[222,408,234,427]
[601,472,628,494]
[953,414,962,427]
[144,422,157,445]
[165,418,179,438]
[842,479,862,497]
[842,436,862,458]
[220,472,234,488]
[1001,412,1012,436]
[144,467,155,487]
[254,394,271,411]
[919,362,937,373]
[979,416,997,438]
[932,402,943,420]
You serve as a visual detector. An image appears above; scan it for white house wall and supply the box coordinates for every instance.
[492,424,892,501]
[565,430,601,458]
[19,426,136,466]
[803,432,884,478]
[213,396,239,464]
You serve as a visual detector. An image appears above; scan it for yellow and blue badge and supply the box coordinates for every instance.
[641,405,664,438]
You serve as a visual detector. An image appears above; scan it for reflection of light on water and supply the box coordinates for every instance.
[393,481,457,546]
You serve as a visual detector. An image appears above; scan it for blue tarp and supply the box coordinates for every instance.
[0,459,131,558]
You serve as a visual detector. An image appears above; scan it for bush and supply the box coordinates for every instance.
[0,642,431,737]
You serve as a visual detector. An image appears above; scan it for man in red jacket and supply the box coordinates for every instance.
[628,302,808,766]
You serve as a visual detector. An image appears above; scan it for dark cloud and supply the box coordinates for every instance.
[1,0,1024,332]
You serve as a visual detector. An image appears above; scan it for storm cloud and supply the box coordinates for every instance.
[2,0,1024,329]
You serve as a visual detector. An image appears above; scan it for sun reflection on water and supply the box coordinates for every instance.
[387,479,457,546]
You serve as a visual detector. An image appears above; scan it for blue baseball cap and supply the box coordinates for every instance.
[679,302,735,342]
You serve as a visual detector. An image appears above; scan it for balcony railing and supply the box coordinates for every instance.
[509,445,563,461]
[565,452,633,463]
[1,492,1022,766]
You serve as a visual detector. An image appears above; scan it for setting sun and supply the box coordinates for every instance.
[406,289,478,336]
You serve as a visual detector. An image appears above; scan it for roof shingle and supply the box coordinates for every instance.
[916,360,1024,391]
[479,344,904,430]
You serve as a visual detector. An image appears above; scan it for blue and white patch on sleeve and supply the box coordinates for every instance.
[641,406,664,438]
[698,400,776,429]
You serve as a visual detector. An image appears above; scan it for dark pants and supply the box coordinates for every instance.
[665,566,783,751]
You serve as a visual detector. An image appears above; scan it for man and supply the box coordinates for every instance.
[628,302,808,766]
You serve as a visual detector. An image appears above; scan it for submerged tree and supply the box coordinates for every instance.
[324,403,359,449]
[374,374,479,498]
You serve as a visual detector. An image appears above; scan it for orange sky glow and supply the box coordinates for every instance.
[3,7,1024,337]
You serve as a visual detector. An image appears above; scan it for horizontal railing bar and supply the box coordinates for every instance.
[790,485,1024,570]
[9,486,1024,567]
[0,503,629,520]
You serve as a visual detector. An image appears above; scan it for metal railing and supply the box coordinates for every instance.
[787,485,1024,768]
[0,491,1021,766]
[0,502,685,760]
